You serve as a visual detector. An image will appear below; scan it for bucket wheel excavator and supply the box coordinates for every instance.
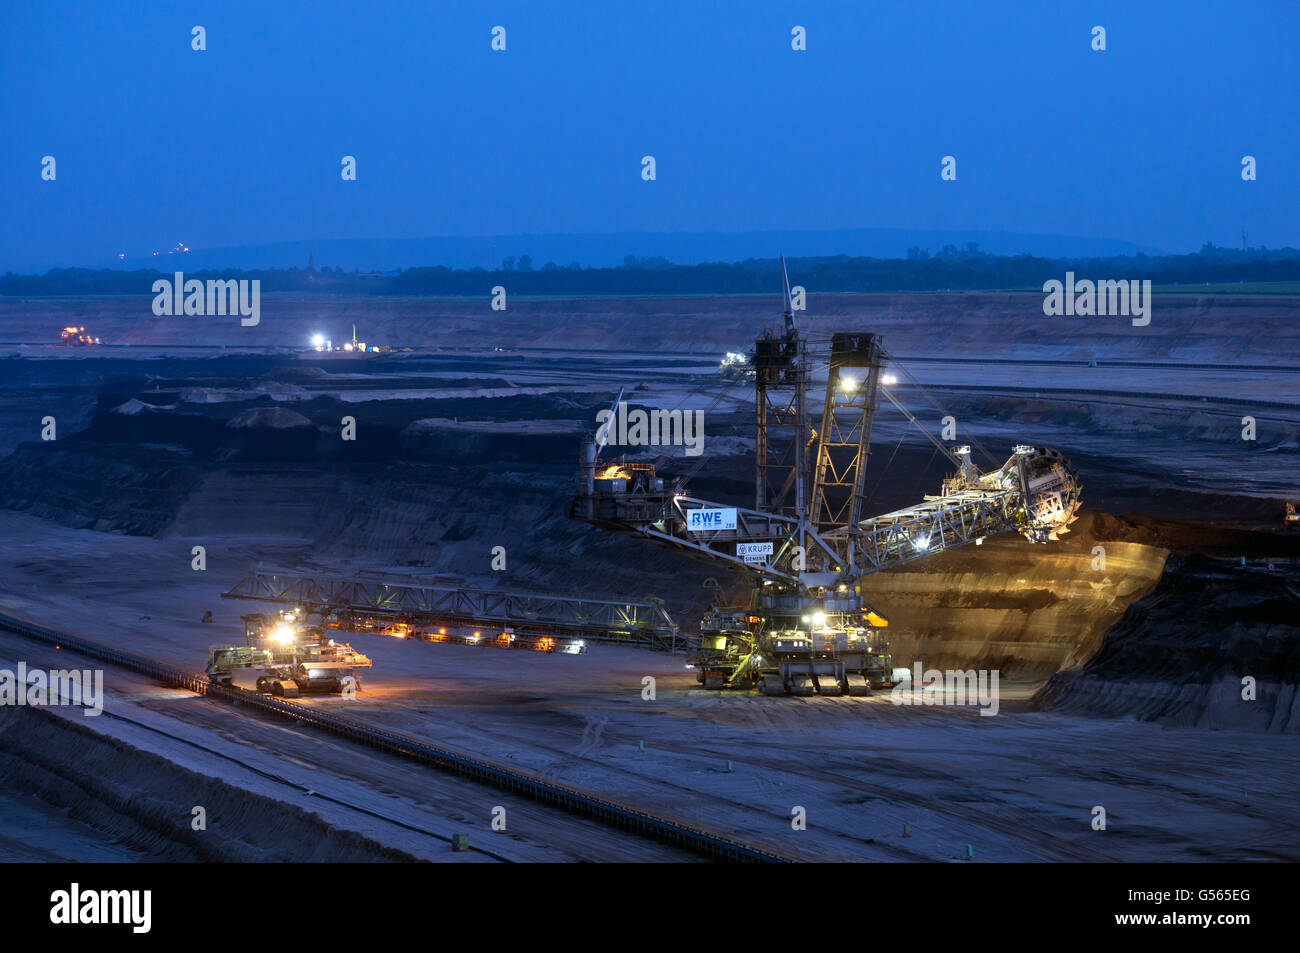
[569,259,1081,696]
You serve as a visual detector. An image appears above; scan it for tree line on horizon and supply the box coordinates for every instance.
[3,243,1299,297]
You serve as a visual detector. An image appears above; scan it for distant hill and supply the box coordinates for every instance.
[72,228,1166,274]
[4,244,1298,298]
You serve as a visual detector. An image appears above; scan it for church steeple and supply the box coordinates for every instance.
[308,251,316,272]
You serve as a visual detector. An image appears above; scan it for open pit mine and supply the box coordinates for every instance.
[0,277,1296,864]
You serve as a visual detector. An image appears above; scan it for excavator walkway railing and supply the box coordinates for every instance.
[832,488,1021,573]
[0,608,787,863]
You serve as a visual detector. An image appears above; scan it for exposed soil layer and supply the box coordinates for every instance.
[1089,510,1300,556]
[1,296,1297,734]
[1036,555,1300,730]
[859,511,1171,680]
[0,287,1299,862]
[0,706,419,861]
[5,291,1300,364]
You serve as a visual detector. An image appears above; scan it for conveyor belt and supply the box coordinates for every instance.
[0,609,788,863]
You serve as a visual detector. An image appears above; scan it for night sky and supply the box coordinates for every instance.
[2,0,1296,271]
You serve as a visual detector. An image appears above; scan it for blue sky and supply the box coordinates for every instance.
[2,0,1296,271]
